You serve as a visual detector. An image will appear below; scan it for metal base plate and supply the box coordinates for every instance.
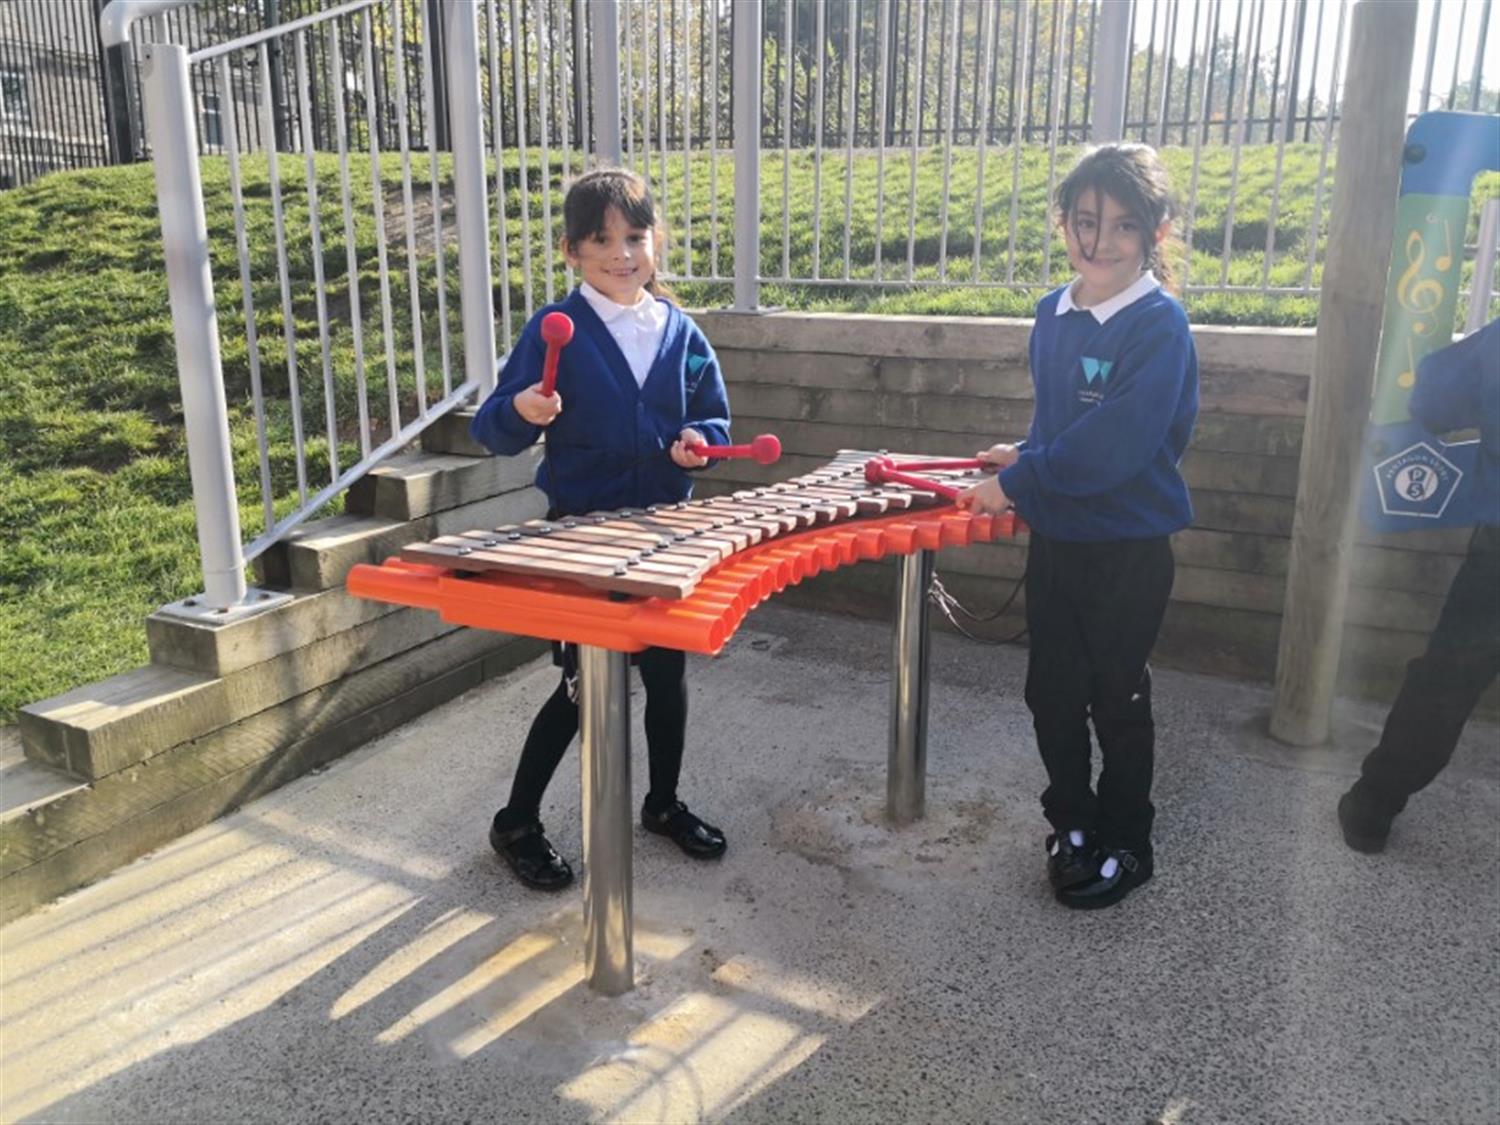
[154,586,295,625]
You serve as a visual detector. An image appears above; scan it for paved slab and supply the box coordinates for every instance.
[2,605,1497,1124]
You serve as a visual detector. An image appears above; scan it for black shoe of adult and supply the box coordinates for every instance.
[1045,831,1096,891]
[1337,789,1392,854]
[1056,848,1153,910]
[490,816,574,891]
[641,799,728,859]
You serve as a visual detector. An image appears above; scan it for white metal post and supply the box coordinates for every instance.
[444,0,498,395]
[140,41,247,611]
[589,0,622,165]
[1092,0,1134,142]
[732,0,761,310]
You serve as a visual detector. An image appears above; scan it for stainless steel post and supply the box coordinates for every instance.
[888,550,934,824]
[731,0,761,310]
[443,0,498,395]
[579,644,633,994]
[1092,0,1134,143]
[588,0,621,165]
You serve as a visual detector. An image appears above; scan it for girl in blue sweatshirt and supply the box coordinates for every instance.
[469,168,732,891]
[959,144,1199,909]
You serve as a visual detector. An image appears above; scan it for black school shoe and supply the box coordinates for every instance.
[1337,788,1393,854]
[641,799,728,859]
[1045,831,1097,891]
[1055,847,1153,910]
[490,814,574,891]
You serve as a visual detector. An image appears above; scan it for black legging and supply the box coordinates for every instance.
[503,646,688,821]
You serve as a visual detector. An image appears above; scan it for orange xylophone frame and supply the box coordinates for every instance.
[347,506,1017,656]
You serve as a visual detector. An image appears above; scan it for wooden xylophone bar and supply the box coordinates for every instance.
[392,451,985,602]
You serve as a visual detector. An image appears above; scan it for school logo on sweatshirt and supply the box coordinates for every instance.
[1080,357,1113,385]
[1373,441,1463,519]
[1077,356,1113,405]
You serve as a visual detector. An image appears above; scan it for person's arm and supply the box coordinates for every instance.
[999,312,1191,505]
[1410,319,1500,436]
[469,319,548,455]
[680,327,732,450]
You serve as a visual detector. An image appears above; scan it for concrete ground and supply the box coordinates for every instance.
[2,603,1497,1125]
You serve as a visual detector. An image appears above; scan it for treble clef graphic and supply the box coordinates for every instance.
[1397,223,1446,335]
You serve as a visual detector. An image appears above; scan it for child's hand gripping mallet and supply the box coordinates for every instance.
[862,455,988,500]
[539,311,575,397]
[684,433,784,465]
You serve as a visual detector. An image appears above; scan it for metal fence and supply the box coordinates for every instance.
[14,1,1497,187]
[37,0,1500,615]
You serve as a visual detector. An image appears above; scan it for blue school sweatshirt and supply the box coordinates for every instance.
[998,284,1199,541]
[470,289,731,516]
[1409,318,1500,525]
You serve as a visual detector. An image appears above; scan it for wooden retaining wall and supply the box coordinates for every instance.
[694,310,1486,708]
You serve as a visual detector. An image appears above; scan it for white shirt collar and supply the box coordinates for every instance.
[580,281,665,328]
[1055,271,1160,324]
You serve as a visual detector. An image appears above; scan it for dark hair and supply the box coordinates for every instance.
[1055,144,1181,293]
[561,167,675,302]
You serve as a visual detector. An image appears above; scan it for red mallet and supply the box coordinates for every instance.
[863,454,962,500]
[539,311,575,396]
[879,456,986,472]
[685,433,783,465]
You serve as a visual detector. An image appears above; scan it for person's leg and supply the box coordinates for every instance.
[1342,524,1500,850]
[1085,537,1175,857]
[492,653,581,890]
[1024,535,1100,889]
[1025,535,1098,834]
[637,646,687,811]
[636,647,726,858]
[500,679,580,822]
[1056,536,1174,909]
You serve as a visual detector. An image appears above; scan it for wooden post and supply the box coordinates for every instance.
[1270,0,1420,745]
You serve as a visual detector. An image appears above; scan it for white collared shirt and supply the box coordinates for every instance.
[1055,271,1161,325]
[579,282,669,388]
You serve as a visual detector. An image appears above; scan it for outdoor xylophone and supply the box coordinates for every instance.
[346,445,1020,995]
[347,450,1018,656]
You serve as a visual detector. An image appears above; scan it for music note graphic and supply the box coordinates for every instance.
[1398,336,1418,390]
[1397,228,1444,335]
[1429,213,1454,272]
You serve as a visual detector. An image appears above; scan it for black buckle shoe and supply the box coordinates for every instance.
[1056,847,1153,910]
[641,799,727,859]
[1045,831,1096,890]
[490,816,574,891]
[1337,789,1392,854]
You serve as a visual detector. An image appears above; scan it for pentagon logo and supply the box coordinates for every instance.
[1372,441,1463,519]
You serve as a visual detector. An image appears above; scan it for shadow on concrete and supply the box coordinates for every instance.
[4,605,1497,1124]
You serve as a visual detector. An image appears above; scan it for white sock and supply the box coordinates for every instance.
[1099,856,1119,879]
[1068,830,1085,848]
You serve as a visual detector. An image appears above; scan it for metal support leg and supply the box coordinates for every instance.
[579,644,633,994]
[888,550,934,824]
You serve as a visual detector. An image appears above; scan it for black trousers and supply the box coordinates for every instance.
[1023,532,1175,853]
[501,645,688,823]
[1353,523,1500,816]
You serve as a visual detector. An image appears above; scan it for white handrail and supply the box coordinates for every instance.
[100,0,203,49]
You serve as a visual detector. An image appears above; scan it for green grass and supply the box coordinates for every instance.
[1,145,1496,723]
